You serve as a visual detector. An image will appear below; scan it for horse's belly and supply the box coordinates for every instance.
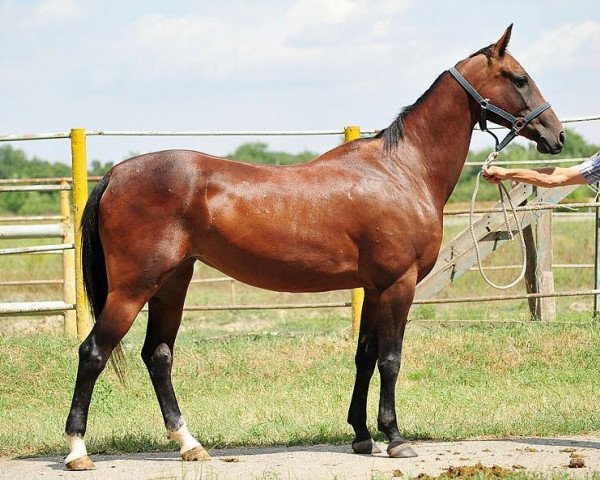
[195,233,363,293]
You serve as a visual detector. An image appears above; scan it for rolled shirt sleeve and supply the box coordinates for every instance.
[577,152,600,184]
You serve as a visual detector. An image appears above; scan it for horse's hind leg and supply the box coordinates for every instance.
[141,260,210,461]
[64,289,148,470]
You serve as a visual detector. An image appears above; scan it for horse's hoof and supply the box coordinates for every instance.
[181,445,211,461]
[387,442,418,458]
[352,439,382,455]
[65,455,96,471]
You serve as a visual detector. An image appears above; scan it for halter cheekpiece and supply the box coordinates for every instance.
[448,67,551,152]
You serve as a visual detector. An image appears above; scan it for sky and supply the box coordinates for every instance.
[1,0,600,165]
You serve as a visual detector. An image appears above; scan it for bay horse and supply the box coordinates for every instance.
[64,25,564,470]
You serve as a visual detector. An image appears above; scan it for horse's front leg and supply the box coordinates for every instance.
[377,273,418,458]
[347,294,382,454]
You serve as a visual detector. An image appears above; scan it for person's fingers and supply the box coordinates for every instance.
[483,174,499,184]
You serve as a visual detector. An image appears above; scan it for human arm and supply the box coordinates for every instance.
[483,165,587,188]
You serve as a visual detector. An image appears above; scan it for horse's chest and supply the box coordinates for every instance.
[367,221,442,279]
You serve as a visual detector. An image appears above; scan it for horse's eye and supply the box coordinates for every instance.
[514,76,528,88]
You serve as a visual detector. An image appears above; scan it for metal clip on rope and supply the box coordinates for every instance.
[468,151,527,289]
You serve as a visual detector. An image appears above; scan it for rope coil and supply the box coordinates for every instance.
[469,151,527,289]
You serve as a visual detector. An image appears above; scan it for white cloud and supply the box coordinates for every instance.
[2,0,598,164]
[35,0,83,20]
[522,21,600,71]
[0,0,84,31]
[124,0,411,80]
[285,0,361,26]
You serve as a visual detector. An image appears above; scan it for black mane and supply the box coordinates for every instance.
[374,44,495,151]
[374,71,448,150]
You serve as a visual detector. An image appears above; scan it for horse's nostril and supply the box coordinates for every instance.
[559,130,566,145]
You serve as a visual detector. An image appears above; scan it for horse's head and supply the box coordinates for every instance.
[457,24,564,154]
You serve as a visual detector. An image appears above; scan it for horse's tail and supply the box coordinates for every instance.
[81,172,126,384]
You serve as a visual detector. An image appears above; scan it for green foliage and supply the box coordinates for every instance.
[89,159,114,176]
[0,145,71,179]
[0,145,113,215]
[0,128,598,215]
[228,142,317,165]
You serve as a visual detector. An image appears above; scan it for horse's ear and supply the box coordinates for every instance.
[493,24,513,57]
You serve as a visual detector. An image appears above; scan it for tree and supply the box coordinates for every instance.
[89,160,114,176]
[228,142,317,165]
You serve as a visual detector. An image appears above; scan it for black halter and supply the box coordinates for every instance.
[449,67,551,152]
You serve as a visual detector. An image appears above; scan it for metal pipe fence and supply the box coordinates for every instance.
[0,116,599,336]
[0,175,77,334]
[2,115,598,142]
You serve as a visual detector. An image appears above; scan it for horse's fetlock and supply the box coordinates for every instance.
[377,413,397,432]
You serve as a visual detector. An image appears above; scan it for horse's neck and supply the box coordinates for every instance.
[399,73,477,204]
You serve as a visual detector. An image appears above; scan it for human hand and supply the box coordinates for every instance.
[482,166,508,184]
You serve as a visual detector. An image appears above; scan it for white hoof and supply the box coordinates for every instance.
[168,422,204,457]
[181,445,211,461]
[64,434,95,469]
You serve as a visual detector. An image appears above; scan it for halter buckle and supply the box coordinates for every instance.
[512,118,527,133]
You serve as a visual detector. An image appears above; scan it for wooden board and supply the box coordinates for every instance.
[415,183,580,301]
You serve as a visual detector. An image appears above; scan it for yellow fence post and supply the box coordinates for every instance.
[60,181,77,337]
[344,125,364,340]
[70,128,92,341]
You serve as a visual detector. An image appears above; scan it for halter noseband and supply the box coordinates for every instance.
[449,67,551,152]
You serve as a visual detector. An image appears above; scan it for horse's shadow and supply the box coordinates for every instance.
[21,437,600,472]
[22,443,358,471]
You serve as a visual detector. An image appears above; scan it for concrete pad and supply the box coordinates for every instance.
[1,436,599,479]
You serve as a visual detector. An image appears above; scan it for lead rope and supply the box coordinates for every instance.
[469,151,527,289]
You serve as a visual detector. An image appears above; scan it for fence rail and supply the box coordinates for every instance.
[0,119,599,338]
[0,184,71,192]
[1,115,598,142]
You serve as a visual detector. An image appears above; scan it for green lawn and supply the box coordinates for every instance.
[1,322,600,458]
[1,209,600,461]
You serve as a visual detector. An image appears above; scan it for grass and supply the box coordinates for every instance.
[1,322,600,458]
[1,207,600,462]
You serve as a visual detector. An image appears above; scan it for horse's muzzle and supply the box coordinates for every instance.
[536,130,565,154]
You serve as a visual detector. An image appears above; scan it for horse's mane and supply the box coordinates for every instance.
[374,44,495,151]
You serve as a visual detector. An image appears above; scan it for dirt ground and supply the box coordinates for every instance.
[1,436,599,480]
